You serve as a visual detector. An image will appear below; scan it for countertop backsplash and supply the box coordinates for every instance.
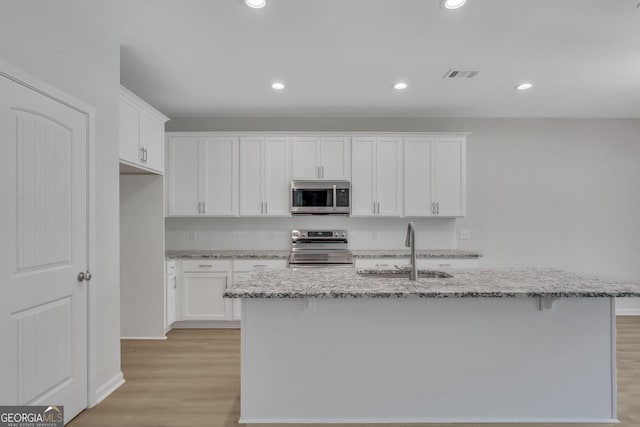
[165,217,464,251]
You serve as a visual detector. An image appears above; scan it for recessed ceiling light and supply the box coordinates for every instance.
[271,82,285,90]
[245,0,265,9]
[393,82,408,90]
[515,82,533,91]
[442,0,467,9]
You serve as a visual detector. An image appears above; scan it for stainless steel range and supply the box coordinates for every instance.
[288,229,353,268]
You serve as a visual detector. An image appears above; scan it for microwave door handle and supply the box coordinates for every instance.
[333,185,337,211]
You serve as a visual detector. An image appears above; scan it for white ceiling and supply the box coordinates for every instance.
[118,0,640,118]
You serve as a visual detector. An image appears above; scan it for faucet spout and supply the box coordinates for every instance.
[405,222,417,281]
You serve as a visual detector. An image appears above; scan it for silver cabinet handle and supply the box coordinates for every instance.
[432,202,435,215]
[140,147,145,162]
[253,264,267,269]
[202,201,206,213]
[373,202,376,214]
[321,166,325,179]
[377,202,380,214]
[261,201,264,214]
[144,147,147,162]
[198,264,212,268]
[317,166,321,179]
[436,202,440,215]
[265,201,268,215]
[77,272,85,282]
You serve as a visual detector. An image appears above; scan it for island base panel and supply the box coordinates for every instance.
[240,297,616,424]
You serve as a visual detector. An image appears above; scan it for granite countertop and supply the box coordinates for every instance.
[166,249,482,260]
[165,250,289,260]
[351,250,482,258]
[224,267,640,298]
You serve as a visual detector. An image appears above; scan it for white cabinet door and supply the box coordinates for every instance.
[182,272,232,321]
[202,137,239,216]
[352,136,401,217]
[291,136,320,179]
[264,137,291,216]
[320,137,351,180]
[168,138,200,215]
[404,137,434,216]
[240,137,291,216]
[375,137,403,216]
[119,96,141,164]
[351,137,376,216]
[140,110,164,173]
[404,136,466,218]
[433,138,466,217]
[119,86,168,174]
[240,137,265,216]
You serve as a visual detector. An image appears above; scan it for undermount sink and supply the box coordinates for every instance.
[357,269,453,279]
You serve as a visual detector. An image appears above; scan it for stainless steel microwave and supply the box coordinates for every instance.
[291,180,350,215]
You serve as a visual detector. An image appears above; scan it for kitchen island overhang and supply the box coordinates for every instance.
[225,268,640,424]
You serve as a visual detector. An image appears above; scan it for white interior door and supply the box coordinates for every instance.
[0,74,89,422]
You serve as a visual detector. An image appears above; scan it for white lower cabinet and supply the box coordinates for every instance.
[175,258,287,325]
[180,260,232,321]
[232,259,287,320]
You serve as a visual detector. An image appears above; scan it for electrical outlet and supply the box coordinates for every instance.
[189,232,197,241]
[372,231,379,240]
[460,229,470,240]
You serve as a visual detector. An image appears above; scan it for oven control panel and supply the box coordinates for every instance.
[292,230,348,241]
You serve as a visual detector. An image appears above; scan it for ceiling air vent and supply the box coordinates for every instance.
[443,69,479,79]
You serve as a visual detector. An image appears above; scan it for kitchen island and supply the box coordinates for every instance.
[225,268,640,424]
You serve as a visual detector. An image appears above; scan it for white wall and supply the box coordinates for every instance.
[166,118,640,311]
[0,0,123,399]
[120,175,165,339]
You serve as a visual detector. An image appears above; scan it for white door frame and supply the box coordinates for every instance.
[0,59,98,408]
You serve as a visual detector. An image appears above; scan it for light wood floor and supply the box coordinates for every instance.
[70,317,640,427]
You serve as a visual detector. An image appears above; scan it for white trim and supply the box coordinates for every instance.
[238,417,619,424]
[615,308,640,316]
[610,298,617,421]
[171,320,241,328]
[0,59,98,411]
[120,336,168,340]
[94,372,125,406]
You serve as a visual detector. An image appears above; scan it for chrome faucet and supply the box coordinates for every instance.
[405,222,418,281]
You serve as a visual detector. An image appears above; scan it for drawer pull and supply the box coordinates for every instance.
[198,264,213,268]
[375,264,389,267]
[438,263,452,267]
[253,264,267,268]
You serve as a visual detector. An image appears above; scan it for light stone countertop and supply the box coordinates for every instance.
[166,249,482,260]
[224,267,640,298]
[165,250,290,260]
[351,250,482,258]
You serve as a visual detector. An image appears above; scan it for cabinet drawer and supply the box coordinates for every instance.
[417,259,480,269]
[233,259,287,272]
[182,259,232,272]
[355,259,406,269]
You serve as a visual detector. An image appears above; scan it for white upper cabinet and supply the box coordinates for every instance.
[167,135,239,216]
[404,135,467,217]
[291,136,351,180]
[351,136,403,217]
[240,136,291,216]
[119,86,168,174]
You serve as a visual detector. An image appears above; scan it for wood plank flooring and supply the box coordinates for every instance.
[69,317,640,427]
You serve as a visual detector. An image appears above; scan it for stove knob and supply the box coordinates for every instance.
[293,231,299,237]
[341,232,346,237]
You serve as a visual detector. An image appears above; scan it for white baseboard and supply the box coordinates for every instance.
[615,308,640,316]
[120,336,168,340]
[172,320,240,329]
[93,371,125,406]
